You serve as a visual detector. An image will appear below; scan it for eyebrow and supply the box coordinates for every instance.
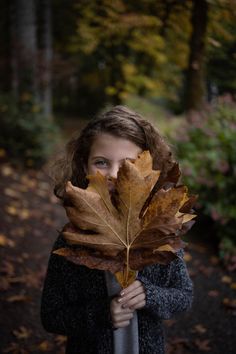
[91,156,136,162]
[91,156,108,160]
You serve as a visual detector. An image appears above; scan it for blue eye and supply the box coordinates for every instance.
[94,160,108,168]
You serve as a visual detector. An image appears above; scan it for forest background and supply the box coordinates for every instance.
[1,0,236,263]
[0,0,236,352]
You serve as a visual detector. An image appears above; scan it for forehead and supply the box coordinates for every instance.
[89,133,142,159]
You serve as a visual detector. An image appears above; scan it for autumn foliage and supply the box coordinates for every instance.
[54,151,197,287]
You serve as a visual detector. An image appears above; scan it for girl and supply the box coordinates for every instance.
[40,106,193,354]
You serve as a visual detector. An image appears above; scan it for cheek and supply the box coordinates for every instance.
[87,164,108,177]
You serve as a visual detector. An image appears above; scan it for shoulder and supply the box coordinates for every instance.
[49,233,106,282]
[47,233,88,280]
[51,232,68,252]
[138,248,186,281]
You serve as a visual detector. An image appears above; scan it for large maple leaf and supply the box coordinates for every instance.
[54,151,197,287]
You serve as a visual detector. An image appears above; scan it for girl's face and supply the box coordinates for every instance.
[86,133,142,187]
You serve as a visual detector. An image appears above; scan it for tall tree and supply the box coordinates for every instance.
[39,0,53,117]
[206,0,236,98]
[0,1,11,92]
[185,0,209,111]
[13,0,38,98]
[9,0,18,96]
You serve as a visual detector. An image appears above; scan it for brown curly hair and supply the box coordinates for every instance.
[51,106,176,200]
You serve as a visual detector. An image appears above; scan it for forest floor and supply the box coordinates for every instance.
[0,160,236,354]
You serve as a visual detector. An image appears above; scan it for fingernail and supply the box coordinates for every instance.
[122,304,127,308]
[120,291,125,296]
[117,297,122,303]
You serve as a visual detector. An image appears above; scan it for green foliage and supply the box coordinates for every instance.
[174,103,236,254]
[0,94,59,167]
[50,0,236,115]
[52,0,192,112]
[207,0,236,95]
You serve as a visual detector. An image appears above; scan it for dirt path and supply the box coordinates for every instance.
[0,162,235,354]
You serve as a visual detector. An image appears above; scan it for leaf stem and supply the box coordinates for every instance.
[125,245,130,287]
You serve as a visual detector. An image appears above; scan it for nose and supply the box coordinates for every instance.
[108,163,120,179]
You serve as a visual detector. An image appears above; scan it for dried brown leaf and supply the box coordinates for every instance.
[208,290,219,297]
[0,234,15,247]
[222,297,236,309]
[54,151,196,287]
[194,339,211,351]
[192,324,207,334]
[6,294,32,303]
[12,326,32,340]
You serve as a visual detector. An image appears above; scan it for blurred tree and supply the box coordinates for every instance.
[185,0,236,112]
[206,0,236,98]
[9,0,18,96]
[0,0,58,166]
[185,0,209,111]
[13,0,39,98]
[51,0,82,115]
[51,0,192,114]
[71,0,165,105]
[38,0,53,117]
[2,0,236,119]
[0,1,11,92]
[0,0,54,116]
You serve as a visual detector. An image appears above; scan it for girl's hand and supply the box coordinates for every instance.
[118,280,146,310]
[110,297,134,328]
[110,280,146,328]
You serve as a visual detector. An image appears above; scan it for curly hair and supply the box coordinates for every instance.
[51,106,176,200]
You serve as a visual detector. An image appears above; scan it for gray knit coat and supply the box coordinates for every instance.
[40,234,193,354]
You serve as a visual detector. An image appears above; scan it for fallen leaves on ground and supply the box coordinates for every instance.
[221,275,232,284]
[0,234,15,247]
[54,335,67,346]
[6,293,32,303]
[184,252,192,262]
[3,342,28,354]
[222,297,236,309]
[210,256,220,265]
[12,326,32,340]
[37,340,54,352]
[198,264,214,277]
[208,290,220,297]
[166,337,190,354]
[194,339,211,351]
[192,324,207,334]
[230,283,236,290]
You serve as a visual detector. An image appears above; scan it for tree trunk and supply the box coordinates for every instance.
[39,0,53,118]
[9,0,19,96]
[185,0,208,112]
[14,0,38,98]
[0,1,12,92]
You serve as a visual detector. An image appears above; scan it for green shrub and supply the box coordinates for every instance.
[174,103,236,261]
[0,93,59,167]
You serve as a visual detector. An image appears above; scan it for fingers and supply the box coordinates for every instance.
[120,280,142,296]
[121,292,146,310]
[110,280,147,329]
[130,299,146,310]
[113,320,131,328]
[111,298,133,315]
[117,280,146,310]
[110,297,134,328]
[113,312,134,323]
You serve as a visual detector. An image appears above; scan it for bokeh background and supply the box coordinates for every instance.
[0,0,236,353]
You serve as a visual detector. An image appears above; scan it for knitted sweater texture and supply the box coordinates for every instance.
[40,234,193,354]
